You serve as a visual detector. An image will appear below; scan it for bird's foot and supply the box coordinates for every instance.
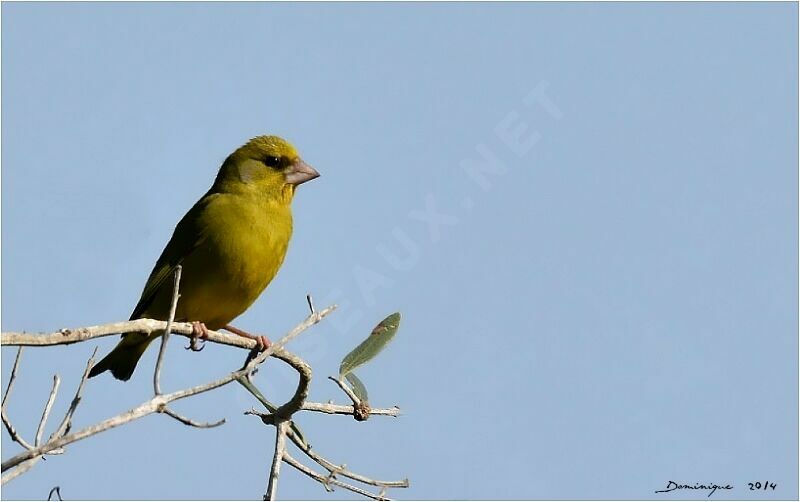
[223,325,271,351]
[186,321,208,352]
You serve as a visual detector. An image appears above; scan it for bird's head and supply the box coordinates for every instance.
[214,135,320,202]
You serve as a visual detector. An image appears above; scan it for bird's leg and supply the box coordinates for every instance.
[186,321,208,352]
[223,325,271,351]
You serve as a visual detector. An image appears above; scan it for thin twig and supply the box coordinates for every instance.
[264,421,289,500]
[282,452,391,501]
[51,348,97,440]
[154,265,182,395]
[1,378,223,471]
[34,375,60,446]
[285,428,408,489]
[300,402,400,417]
[328,376,361,405]
[1,347,34,451]
[47,486,64,500]
[148,266,223,428]
[162,407,225,428]
[2,347,23,409]
[1,412,33,452]
[48,486,62,501]
[328,376,372,420]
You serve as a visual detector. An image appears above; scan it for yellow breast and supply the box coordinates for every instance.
[170,193,293,329]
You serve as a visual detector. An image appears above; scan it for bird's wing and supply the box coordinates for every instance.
[129,192,216,320]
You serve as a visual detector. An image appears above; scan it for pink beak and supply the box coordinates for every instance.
[285,158,320,186]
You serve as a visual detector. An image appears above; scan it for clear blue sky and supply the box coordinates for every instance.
[2,2,797,500]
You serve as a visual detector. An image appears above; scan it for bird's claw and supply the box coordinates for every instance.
[186,321,209,352]
[255,335,271,352]
[223,325,271,352]
[188,338,205,352]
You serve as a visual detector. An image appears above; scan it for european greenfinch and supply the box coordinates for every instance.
[89,135,319,381]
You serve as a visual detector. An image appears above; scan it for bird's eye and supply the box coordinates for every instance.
[263,156,281,168]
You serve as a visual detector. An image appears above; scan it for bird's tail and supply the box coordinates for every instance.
[88,332,158,381]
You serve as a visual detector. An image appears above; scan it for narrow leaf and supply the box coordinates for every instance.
[339,312,401,378]
[345,372,369,402]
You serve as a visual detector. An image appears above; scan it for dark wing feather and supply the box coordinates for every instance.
[129,192,215,320]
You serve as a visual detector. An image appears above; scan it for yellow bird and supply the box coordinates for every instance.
[89,135,319,381]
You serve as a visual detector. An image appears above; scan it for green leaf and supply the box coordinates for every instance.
[339,312,401,378]
[345,372,369,402]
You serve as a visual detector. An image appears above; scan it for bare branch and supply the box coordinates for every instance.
[3,395,161,472]
[2,350,99,485]
[285,428,408,489]
[0,414,33,452]
[162,407,225,429]
[51,348,97,440]
[327,376,372,420]
[149,265,225,429]
[2,320,247,348]
[1,458,40,485]
[47,486,62,501]
[2,347,23,409]
[2,348,34,451]
[34,375,60,446]
[1,349,99,485]
[264,421,289,501]
[4,321,170,346]
[2,306,336,354]
[0,300,409,499]
[282,452,391,501]
[328,376,362,405]
[242,342,407,497]
[1,305,336,473]
[269,349,312,421]
[300,402,400,418]
[154,265,182,395]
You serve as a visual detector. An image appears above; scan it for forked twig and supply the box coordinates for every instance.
[283,452,391,501]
